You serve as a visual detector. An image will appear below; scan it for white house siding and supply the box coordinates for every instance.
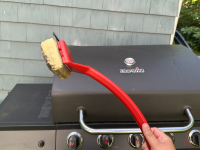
[0,0,181,102]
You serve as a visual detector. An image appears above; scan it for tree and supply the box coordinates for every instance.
[177,0,200,53]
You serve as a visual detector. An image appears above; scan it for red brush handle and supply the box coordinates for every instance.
[57,40,151,150]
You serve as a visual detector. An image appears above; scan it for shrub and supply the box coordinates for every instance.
[177,0,200,52]
[181,27,200,51]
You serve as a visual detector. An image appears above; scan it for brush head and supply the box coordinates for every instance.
[41,38,71,80]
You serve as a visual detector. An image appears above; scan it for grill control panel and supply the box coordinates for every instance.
[64,131,175,150]
[58,128,200,150]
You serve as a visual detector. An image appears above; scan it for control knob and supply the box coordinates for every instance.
[66,132,83,149]
[189,130,200,147]
[128,134,144,148]
[97,135,114,149]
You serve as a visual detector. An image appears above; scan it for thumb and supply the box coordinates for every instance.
[142,123,159,148]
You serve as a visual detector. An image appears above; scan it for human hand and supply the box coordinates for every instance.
[142,123,176,150]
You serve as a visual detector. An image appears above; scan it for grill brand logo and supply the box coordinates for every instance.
[124,58,136,66]
[121,58,145,74]
[120,67,145,74]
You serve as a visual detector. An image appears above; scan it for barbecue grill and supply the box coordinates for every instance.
[0,45,200,150]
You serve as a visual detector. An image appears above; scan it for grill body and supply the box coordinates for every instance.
[0,45,200,149]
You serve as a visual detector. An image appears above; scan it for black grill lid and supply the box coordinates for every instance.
[52,45,200,123]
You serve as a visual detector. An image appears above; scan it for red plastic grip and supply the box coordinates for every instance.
[57,40,151,150]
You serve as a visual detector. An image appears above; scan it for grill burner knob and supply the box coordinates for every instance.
[97,135,114,149]
[128,134,144,149]
[165,133,175,143]
[189,130,200,147]
[66,132,83,149]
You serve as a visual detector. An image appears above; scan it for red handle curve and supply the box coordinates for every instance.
[58,40,151,149]
[70,62,147,128]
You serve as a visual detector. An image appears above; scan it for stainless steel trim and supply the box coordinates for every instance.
[188,130,200,147]
[66,132,83,149]
[79,107,194,134]
[97,135,114,149]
